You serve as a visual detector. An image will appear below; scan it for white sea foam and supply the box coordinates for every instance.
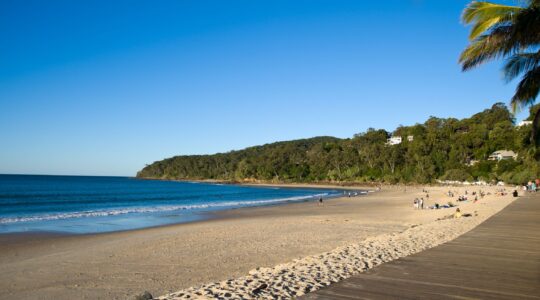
[0,193,330,224]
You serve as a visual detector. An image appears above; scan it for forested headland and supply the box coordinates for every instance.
[137,103,539,185]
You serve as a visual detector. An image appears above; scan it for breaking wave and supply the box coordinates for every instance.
[0,193,329,224]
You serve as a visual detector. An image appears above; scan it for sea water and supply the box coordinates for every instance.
[0,175,341,234]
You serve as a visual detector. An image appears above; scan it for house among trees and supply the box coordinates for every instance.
[488,150,517,161]
[386,136,402,145]
[517,120,532,127]
[386,135,414,145]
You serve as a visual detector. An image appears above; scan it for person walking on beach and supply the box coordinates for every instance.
[318,196,324,206]
[419,198,424,210]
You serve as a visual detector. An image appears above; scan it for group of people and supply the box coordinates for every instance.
[344,191,360,197]
[413,198,424,209]
[494,188,508,196]
[453,189,484,202]
[457,195,468,201]
[415,189,480,211]
[524,180,539,192]
[429,202,456,210]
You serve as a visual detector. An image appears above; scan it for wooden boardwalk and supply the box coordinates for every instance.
[302,194,540,300]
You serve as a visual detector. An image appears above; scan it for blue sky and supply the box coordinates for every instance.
[0,0,527,176]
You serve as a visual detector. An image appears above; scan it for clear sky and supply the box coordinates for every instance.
[0,0,527,176]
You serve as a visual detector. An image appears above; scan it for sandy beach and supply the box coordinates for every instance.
[0,184,516,299]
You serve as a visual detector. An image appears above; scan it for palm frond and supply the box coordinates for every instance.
[462,1,522,40]
[459,25,515,70]
[461,1,540,144]
[511,66,540,112]
[512,6,540,46]
[469,17,507,40]
[504,51,540,82]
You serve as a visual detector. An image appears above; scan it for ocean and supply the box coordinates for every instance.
[0,175,342,234]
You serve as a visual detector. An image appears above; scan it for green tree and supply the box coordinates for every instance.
[441,169,473,182]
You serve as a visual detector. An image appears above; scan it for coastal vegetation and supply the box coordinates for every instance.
[460,0,540,143]
[137,103,539,184]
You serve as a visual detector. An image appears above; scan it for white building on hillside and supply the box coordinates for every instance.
[488,150,518,161]
[386,135,414,145]
[386,136,402,145]
[517,120,533,127]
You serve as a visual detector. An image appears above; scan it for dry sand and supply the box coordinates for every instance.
[0,185,516,299]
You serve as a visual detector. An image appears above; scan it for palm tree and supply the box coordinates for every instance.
[459,0,540,144]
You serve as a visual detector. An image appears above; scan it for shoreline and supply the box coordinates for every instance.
[136,176,395,188]
[137,176,502,189]
[0,184,516,299]
[0,182,366,239]
[0,197,365,252]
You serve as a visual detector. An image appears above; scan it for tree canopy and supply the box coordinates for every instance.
[137,103,539,184]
